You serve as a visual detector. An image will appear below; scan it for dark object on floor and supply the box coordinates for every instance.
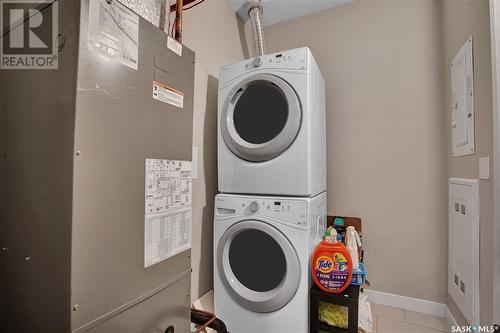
[310,284,360,333]
[191,308,229,333]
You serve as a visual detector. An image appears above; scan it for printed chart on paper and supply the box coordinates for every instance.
[144,159,192,268]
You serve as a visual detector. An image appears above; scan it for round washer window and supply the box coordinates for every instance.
[229,229,286,292]
[233,81,289,145]
[217,220,301,313]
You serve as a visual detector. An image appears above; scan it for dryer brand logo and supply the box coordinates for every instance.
[1,0,58,69]
[316,256,333,273]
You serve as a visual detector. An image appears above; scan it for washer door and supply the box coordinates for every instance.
[221,74,302,162]
[217,220,301,313]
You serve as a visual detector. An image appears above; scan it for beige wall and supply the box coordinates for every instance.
[441,0,494,325]
[183,0,496,322]
[262,0,449,303]
[182,0,245,301]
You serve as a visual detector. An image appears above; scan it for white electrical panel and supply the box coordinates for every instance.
[451,37,474,157]
[448,178,480,324]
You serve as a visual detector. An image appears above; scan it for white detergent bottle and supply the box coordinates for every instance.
[346,226,361,270]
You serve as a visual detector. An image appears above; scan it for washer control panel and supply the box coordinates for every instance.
[215,195,308,227]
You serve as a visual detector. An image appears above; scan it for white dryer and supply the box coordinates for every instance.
[218,47,326,197]
[213,192,327,333]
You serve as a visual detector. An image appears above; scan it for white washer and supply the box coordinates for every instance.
[218,47,326,197]
[213,192,327,333]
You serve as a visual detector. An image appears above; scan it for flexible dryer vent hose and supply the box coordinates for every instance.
[245,0,265,57]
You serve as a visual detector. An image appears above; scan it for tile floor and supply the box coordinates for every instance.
[371,303,451,333]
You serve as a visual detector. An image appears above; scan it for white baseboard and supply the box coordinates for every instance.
[445,305,458,326]
[364,289,446,318]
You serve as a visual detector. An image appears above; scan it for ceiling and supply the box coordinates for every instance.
[227,0,353,26]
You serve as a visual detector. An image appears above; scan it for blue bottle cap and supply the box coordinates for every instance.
[334,217,345,226]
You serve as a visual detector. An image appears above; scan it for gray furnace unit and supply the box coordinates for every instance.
[0,0,195,332]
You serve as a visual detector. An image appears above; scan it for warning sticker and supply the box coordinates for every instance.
[88,0,139,70]
[167,36,182,56]
[153,81,184,108]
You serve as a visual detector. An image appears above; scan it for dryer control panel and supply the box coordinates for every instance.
[244,50,305,69]
[215,195,308,228]
[219,47,311,87]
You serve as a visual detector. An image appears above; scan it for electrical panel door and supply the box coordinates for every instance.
[448,178,480,324]
[451,37,474,157]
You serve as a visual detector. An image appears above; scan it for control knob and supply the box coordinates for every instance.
[248,201,260,213]
[251,57,262,68]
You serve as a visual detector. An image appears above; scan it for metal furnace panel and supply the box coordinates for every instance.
[71,0,195,330]
[85,271,191,333]
[0,0,81,331]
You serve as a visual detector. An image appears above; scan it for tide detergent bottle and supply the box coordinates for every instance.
[312,227,353,293]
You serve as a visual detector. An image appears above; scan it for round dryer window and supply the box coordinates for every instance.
[217,220,301,313]
[221,74,302,162]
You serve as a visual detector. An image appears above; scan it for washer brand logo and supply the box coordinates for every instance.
[1,0,58,69]
[317,256,333,273]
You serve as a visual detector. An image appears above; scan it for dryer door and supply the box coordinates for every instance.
[221,74,302,162]
[217,220,301,313]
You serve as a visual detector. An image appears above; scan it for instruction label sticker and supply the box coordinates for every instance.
[144,159,192,268]
[153,81,184,108]
[167,36,182,56]
[88,0,139,70]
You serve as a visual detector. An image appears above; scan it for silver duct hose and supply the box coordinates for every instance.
[245,0,265,57]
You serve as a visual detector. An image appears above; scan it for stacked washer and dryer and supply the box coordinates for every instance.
[214,47,327,333]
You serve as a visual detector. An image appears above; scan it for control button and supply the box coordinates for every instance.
[249,201,260,213]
